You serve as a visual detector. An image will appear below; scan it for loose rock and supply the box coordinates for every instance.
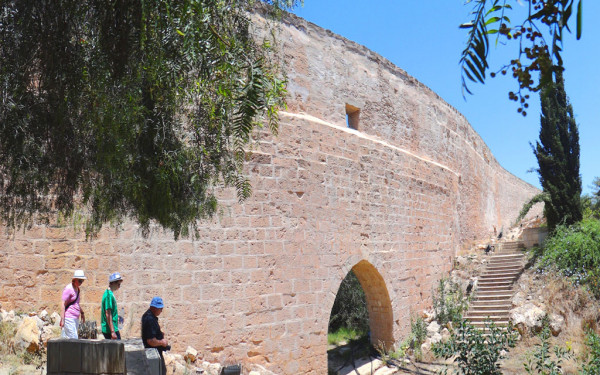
[14,316,40,353]
[184,346,198,363]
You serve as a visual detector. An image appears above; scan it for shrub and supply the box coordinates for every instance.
[433,319,517,375]
[580,330,600,374]
[432,278,469,326]
[411,316,427,349]
[540,218,600,296]
[328,270,369,334]
[524,316,570,375]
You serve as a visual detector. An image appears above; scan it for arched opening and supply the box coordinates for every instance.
[351,260,394,348]
[327,260,394,372]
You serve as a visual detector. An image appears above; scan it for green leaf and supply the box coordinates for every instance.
[176,29,185,36]
[485,16,501,25]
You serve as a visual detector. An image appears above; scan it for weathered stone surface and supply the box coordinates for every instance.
[47,338,125,374]
[50,312,61,326]
[374,365,398,375]
[426,321,440,337]
[339,358,382,375]
[184,346,198,363]
[14,316,40,353]
[510,303,546,335]
[549,313,565,337]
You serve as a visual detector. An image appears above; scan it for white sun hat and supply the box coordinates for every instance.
[73,270,87,280]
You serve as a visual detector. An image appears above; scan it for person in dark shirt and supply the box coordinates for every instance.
[141,297,169,375]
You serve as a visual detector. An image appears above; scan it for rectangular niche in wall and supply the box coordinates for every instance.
[345,103,360,130]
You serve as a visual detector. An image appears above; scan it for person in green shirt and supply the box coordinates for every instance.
[101,272,123,340]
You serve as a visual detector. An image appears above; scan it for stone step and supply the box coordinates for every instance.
[469,303,512,310]
[478,279,514,285]
[478,274,517,283]
[467,309,510,316]
[484,265,523,271]
[478,284,514,290]
[475,292,513,299]
[469,320,509,327]
[486,259,523,265]
[479,273,519,279]
[484,270,521,276]
[465,314,509,322]
[490,253,524,259]
[478,285,513,290]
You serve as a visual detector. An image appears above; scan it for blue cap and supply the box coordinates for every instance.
[109,272,122,283]
[150,296,164,309]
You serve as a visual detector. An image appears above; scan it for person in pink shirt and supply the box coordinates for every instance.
[60,270,86,339]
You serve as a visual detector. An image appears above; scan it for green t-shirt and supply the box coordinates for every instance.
[101,289,118,334]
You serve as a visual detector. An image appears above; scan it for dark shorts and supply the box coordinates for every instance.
[102,331,121,340]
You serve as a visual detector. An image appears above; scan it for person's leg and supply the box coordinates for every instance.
[102,332,112,339]
[116,331,121,340]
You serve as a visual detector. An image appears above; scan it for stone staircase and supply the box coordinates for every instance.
[464,241,526,330]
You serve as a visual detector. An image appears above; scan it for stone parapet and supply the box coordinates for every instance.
[47,339,125,375]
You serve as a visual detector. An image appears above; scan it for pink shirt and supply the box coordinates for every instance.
[62,283,81,319]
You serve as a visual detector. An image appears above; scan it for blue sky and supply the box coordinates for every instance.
[293,1,599,195]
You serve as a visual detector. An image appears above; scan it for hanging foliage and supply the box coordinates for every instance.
[0,0,299,238]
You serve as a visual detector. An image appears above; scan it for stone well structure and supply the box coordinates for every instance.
[0,12,541,374]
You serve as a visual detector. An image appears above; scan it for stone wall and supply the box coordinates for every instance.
[0,11,541,374]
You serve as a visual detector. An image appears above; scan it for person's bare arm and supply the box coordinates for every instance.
[146,337,168,348]
[105,309,117,339]
[60,299,66,328]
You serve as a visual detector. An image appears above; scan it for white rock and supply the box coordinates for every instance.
[39,310,49,322]
[421,339,432,353]
[248,372,260,375]
[4,310,15,323]
[207,363,221,375]
[512,291,527,306]
[441,328,451,342]
[50,312,61,326]
[340,358,382,375]
[41,325,58,344]
[163,352,176,366]
[549,313,565,336]
[374,366,397,375]
[430,332,443,345]
[510,303,545,335]
[34,316,45,330]
[422,309,435,323]
[173,361,187,375]
[184,346,198,363]
[426,321,440,337]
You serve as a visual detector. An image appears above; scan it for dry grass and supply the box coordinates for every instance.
[499,266,600,374]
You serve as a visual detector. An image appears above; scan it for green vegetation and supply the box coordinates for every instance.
[580,330,600,374]
[581,178,600,220]
[524,316,571,375]
[534,69,582,232]
[327,326,364,346]
[432,277,469,327]
[328,270,369,336]
[0,0,299,238]
[433,319,518,375]
[539,218,600,297]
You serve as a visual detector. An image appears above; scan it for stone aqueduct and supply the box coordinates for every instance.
[0,13,540,374]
